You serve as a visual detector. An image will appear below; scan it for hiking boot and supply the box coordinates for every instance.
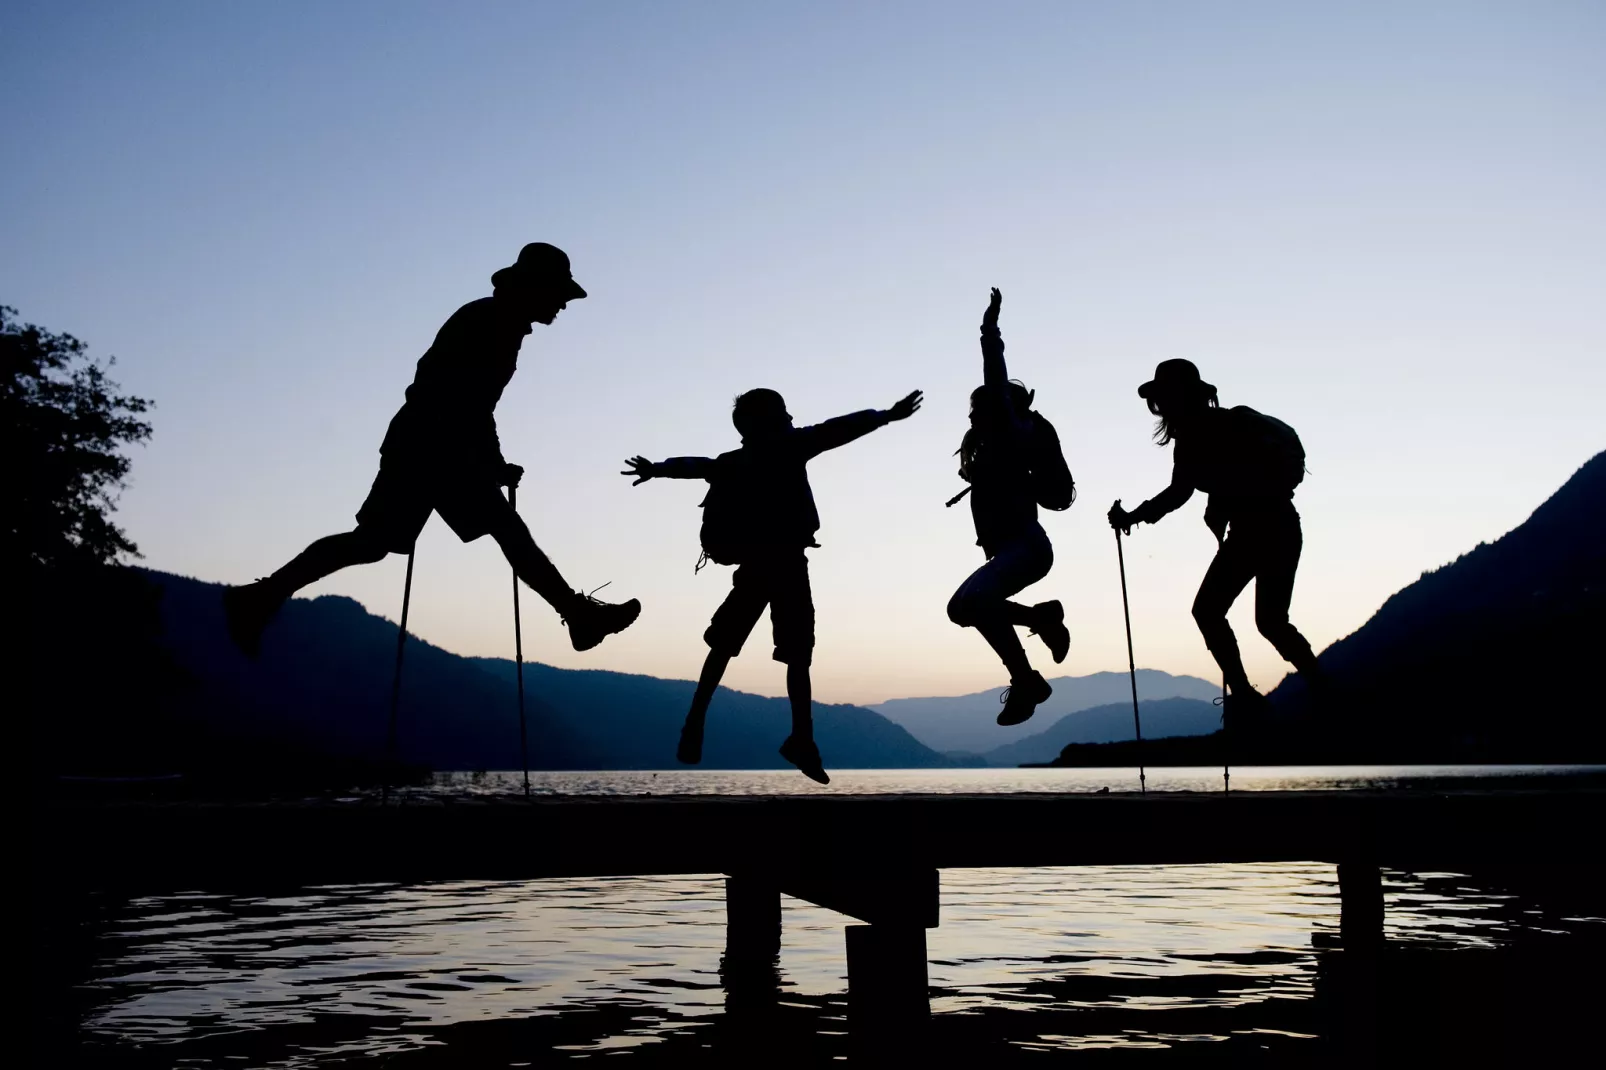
[1029,600,1070,664]
[677,719,704,765]
[997,670,1052,726]
[779,735,830,785]
[564,588,642,652]
[1221,687,1272,734]
[222,580,284,658]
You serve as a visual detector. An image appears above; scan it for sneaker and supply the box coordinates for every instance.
[997,670,1052,726]
[779,735,830,785]
[222,580,284,658]
[564,586,642,652]
[1029,600,1070,664]
[677,719,704,765]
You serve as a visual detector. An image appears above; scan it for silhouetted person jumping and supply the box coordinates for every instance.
[947,289,1076,727]
[224,242,641,656]
[1108,359,1320,722]
[623,387,923,783]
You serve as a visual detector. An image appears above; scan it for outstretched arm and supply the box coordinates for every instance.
[1109,456,1194,532]
[797,390,923,458]
[621,455,716,485]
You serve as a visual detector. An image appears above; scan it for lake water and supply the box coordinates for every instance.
[50,766,1606,1066]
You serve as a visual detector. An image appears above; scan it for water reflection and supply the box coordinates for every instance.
[424,764,1606,798]
[56,861,1605,1066]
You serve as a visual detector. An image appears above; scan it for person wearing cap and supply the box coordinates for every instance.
[1108,360,1321,721]
[223,242,641,657]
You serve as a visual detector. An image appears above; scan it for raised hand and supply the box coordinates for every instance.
[1108,499,1134,535]
[887,389,924,422]
[982,287,1002,331]
[621,456,657,485]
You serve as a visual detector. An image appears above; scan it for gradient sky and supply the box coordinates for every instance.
[4,2,1603,704]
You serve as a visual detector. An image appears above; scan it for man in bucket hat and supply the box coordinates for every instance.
[224,243,640,656]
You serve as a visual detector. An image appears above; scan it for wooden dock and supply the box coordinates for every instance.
[37,787,1605,1033]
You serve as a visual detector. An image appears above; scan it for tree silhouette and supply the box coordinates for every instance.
[3,305,152,572]
[6,306,178,777]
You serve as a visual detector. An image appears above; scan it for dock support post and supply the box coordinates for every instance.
[1335,861,1383,1059]
[1338,862,1383,956]
[724,874,781,967]
[847,925,925,1028]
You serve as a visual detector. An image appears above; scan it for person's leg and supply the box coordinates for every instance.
[949,565,1033,678]
[767,554,818,741]
[223,462,427,657]
[1253,511,1322,678]
[224,527,394,657]
[469,494,639,650]
[786,662,812,740]
[482,506,582,614]
[264,529,390,598]
[1193,530,1258,695]
[680,565,768,763]
[679,649,732,764]
[1003,602,1037,626]
[948,531,1052,681]
[769,554,828,783]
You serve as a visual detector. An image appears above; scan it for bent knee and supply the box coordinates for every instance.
[1191,600,1226,627]
[349,528,394,564]
[1256,613,1293,642]
[947,590,978,627]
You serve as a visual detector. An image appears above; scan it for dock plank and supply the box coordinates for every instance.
[34,788,1606,890]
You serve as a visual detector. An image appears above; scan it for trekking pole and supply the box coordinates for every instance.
[385,545,417,804]
[509,485,530,798]
[1222,674,1231,794]
[1113,519,1147,794]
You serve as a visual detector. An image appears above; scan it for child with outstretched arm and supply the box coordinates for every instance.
[623,387,923,783]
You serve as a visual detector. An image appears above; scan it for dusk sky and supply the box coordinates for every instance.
[5,1,1602,704]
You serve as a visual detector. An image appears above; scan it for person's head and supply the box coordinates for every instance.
[968,381,1034,432]
[732,388,793,441]
[491,242,588,325]
[1137,359,1218,444]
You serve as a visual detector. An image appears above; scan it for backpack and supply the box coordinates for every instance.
[698,477,747,567]
[946,406,1077,511]
[1233,407,1306,492]
[1026,411,1076,511]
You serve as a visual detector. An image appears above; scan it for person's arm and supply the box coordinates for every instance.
[979,288,1032,440]
[621,456,716,484]
[796,391,923,458]
[1109,456,1194,532]
[981,286,1007,391]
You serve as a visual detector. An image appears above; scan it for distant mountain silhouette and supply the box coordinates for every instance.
[976,698,1221,767]
[1265,450,1606,762]
[871,670,1221,755]
[142,571,959,774]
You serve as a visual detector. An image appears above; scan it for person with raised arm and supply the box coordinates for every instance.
[623,386,923,783]
[946,288,1076,727]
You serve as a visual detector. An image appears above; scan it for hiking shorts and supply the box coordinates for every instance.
[354,461,514,554]
[704,551,815,666]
